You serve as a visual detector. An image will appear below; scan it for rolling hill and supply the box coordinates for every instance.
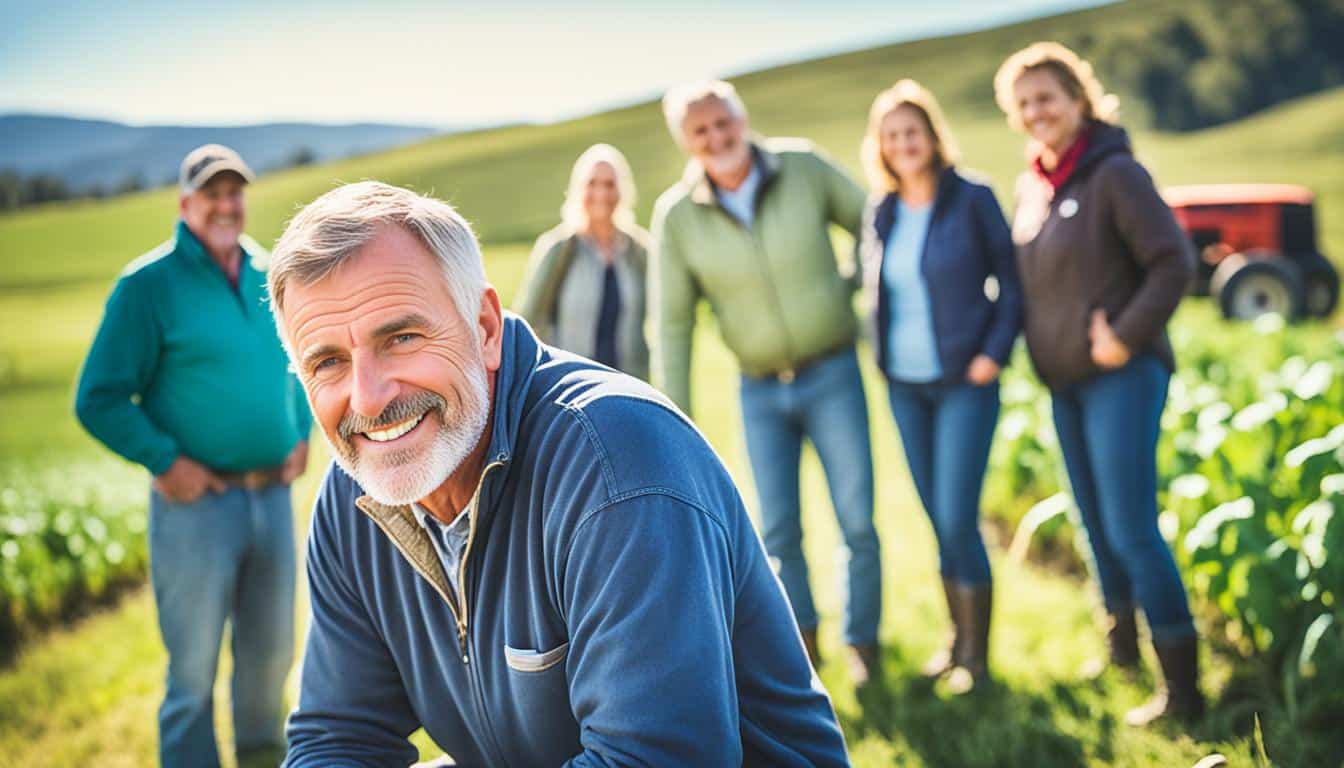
[0,114,443,192]
[2,0,1340,290]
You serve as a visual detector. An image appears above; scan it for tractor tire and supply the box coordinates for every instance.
[1210,253,1305,322]
[1297,252,1340,319]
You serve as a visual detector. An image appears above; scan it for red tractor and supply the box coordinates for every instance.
[1164,184,1338,321]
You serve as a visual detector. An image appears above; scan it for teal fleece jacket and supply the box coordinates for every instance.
[75,220,311,474]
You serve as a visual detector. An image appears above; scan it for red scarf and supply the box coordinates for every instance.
[1033,124,1092,191]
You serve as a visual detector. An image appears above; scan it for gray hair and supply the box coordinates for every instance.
[268,181,487,346]
[561,143,638,230]
[661,80,747,148]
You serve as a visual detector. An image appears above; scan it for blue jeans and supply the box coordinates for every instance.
[885,378,999,586]
[149,484,297,767]
[739,347,881,645]
[1050,355,1195,641]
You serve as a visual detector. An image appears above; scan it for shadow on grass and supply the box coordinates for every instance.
[838,643,1344,768]
[841,652,1092,767]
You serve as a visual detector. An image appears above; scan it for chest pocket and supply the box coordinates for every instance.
[498,638,579,760]
[504,641,568,673]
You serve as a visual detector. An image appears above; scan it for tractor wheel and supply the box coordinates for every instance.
[1297,252,1340,318]
[1210,253,1305,322]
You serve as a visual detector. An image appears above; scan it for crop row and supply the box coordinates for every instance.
[0,459,147,654]
[986,308,1344,720]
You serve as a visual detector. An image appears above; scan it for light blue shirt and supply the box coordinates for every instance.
[882,200,942,381]
[414,504,472,600]
[714,161,762,228]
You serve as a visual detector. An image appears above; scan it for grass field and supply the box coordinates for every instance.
[1,0,1343,763]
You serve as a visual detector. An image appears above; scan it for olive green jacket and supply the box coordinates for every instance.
[649,138,866,413]
[513,223,651,380]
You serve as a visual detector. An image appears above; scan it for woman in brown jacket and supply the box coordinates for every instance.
[994,42,1202,725]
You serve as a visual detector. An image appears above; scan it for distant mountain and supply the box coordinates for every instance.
[0,115,444,191]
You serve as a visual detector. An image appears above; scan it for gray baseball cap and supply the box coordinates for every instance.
[179,143,255,192]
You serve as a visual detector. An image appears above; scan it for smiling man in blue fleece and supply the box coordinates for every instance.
[268,180,850,767]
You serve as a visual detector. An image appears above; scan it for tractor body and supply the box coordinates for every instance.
[1164,184,1337,321]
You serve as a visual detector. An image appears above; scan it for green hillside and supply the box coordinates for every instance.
[3,0,1341,292]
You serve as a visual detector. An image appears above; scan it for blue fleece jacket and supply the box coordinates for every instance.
[861,168,1023,384]
[284,315,849,768]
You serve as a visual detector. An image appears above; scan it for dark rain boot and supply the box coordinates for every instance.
[1126,634,1205,726]
[922,577,961,679]
[847,643,882,689]
[1083,603,1141,679]
[946,583,992,695]
[801,627,821,670]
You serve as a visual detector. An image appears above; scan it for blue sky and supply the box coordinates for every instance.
[2,0,1107,127]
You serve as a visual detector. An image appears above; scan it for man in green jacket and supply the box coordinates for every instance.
[75,144,311,767]
[650,80,881,684]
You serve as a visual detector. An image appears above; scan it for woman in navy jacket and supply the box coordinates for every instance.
[859,80,1022,693]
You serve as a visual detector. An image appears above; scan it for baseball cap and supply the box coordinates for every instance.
[179,144,255,193]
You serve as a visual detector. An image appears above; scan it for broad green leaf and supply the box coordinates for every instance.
[1197,401,1234,432]
[1293,361,1335,401]
[1186,497,1255,554]
[1232,394,1288,432]
[1286,435,1344,469]
[1298,613,1335,678]
[1170,473,1211,499]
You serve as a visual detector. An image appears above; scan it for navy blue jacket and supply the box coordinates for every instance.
[861,168,1022,383]
[284,315,849,767]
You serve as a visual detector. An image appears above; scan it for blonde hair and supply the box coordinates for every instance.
[561,143,637,231]
[860,79,961,193]
[661,80,747,148]
[994,41,1119,132]
[268,181,486,347]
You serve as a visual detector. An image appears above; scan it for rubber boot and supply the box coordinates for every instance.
[946,582,991,695]
[1126,634,1205,726]
[922,577,960,679]
[846,643,882,689]
[1083,603,1141,679]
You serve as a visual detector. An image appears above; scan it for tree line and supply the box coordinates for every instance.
[0,147,317,212]
[1088,0,1343,131]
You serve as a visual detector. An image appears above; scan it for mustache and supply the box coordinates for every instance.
[338,390,447,441]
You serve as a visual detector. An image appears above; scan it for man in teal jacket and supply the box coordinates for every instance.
[651,80,882,684]
[269,181,849,766]
[75,144,311,767]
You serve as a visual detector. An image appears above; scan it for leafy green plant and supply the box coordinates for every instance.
[0,458,146,654]
[987,305,1344,718]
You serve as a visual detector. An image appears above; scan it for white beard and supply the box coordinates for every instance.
[333,361,491,507]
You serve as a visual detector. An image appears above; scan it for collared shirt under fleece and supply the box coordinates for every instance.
[715,160,763,227]
[414,504,471,601]
[75,219,311,474]
[649,138,866,413]
[283,315,850,768]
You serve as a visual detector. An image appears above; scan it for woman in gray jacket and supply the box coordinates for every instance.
[515,143,651,380]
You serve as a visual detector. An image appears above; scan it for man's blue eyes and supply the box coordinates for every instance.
[312,335,419,372]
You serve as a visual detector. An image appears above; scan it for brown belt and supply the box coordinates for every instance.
[217,466,288,490]
[748,342,853,384]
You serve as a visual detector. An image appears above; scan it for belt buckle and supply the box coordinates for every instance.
[243,471,267,490]
[776,368,796,384]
